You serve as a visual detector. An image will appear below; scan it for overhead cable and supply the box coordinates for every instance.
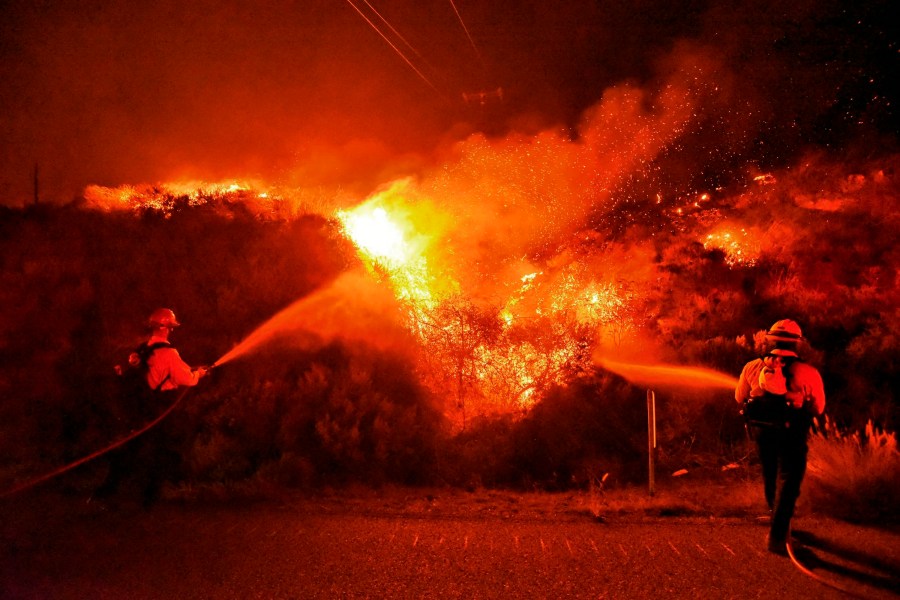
[360,0,441,79]
[448,0,483,65]
[345,0,445,98]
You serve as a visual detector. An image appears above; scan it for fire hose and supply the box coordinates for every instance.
[0,364,218,499]
[786,539,867,599]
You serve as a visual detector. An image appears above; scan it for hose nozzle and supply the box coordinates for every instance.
[198,363,219,378]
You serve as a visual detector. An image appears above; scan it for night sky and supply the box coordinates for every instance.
[0,0,896,205]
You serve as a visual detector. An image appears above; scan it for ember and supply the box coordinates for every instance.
[702,226,761,266]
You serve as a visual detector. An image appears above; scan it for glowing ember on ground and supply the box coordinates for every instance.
[82,180,272,215]
[702,226,761,266]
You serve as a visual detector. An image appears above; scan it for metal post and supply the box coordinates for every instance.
[33,163,39,206]
[647,389,657,496]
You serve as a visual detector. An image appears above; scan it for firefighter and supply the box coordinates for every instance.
[143,308,209,391]
[735,319,825,555]
[94,308,208,507]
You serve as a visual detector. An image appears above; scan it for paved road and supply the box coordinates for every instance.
[2,490,898,599]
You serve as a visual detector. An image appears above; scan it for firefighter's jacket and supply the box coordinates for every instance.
[735,357,825,416]
[145,335,203,391]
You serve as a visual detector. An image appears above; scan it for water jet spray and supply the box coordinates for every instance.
[595,357,738,391]
[208,270,406,370]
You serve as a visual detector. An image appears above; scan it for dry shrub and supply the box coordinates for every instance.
[186,343,444,488]
[433,373,647,490]
[806,416,900,523]
[508,374,647,489]
[438,416,516,489]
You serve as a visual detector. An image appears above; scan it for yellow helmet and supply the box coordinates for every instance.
[148,308,180,329]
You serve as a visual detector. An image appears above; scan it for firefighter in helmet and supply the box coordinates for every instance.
[735,319,825,555]
[94,308,208,507]
[144,308,209,390]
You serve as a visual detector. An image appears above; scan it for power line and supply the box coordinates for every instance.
[360,0,441,79]
[345,0,445,98]
[447,0,483,65]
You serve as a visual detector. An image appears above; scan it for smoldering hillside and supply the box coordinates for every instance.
[0,147,897,492]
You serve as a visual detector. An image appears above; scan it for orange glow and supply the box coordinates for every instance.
[335,187,625,417]
[702,226,761,266]
[83,180,269,215]
[75,65,756,421]
[77,158,739,422]
[336,184,450,307]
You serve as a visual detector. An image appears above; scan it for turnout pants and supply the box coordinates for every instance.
[753,425,809,542]
[95,390,188,504]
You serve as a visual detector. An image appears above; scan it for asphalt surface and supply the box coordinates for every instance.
[2,489,898,599]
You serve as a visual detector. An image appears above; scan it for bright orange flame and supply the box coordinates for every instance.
[336,191,445,307]
[335,189,619,417]
[338,206,411,267]
[83,180,267,215]
[703,226,761,266]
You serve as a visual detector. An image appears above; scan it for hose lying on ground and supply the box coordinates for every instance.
[0,387,190,498]
[787,539,867,599]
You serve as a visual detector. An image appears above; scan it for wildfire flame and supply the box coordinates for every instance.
[702,226,761,266]
[336,186,643,416]
[77,158,764,420]
[83,181,263,212]
[336,187,448,308]
[80,179,340,220]
[339,206,408,266]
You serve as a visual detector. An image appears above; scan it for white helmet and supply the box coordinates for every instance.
[765,319,803,343]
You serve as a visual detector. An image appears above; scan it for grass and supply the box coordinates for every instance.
[29,417,896,528]
[806,417,900,523]
[581,466,765,521]
[170,428,900,529]
[165,460,769,524]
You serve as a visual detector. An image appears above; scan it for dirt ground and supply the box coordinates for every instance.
[2,484,898,599]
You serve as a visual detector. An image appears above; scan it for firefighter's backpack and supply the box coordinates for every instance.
[115,341,171,424]
[758,356,787,395]
[741,356,792,428]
